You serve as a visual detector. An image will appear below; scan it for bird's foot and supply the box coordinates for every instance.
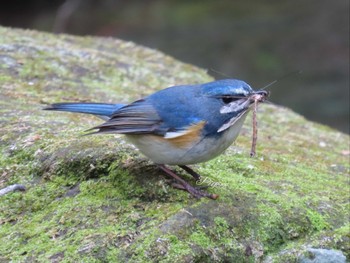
[171,183,218,199]
[158,164,218,200]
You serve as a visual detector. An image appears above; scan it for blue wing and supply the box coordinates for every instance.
[92,89,207,136]
[91,99,166,135]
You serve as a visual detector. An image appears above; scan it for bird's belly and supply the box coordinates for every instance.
[126,114,247,165]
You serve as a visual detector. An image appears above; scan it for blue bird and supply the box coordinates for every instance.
[44,79,269,199]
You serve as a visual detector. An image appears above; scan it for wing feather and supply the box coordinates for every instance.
[90,99,164,135]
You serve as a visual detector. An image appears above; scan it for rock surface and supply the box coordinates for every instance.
[299,248,346,263]
[0,26,349,262]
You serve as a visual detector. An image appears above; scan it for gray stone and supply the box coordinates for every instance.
[300,248,347,263]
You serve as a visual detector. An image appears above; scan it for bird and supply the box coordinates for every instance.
[44,79,269,200]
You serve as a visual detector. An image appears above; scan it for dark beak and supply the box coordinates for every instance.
[253,90,270,98]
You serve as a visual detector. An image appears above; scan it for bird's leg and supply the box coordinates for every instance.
[158,164,218,200]
[178,165,201,181]
[178,165,209,190]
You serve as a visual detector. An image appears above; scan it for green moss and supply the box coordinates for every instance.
[214,217,229,234]
[190,230,212,248]
[306,210,330,231]
[165,235,192,260]
[0,26,349,262]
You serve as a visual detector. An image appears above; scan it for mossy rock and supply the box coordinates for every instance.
[0,26,349,262]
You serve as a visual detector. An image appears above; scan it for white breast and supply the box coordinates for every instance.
[126,113,248,165]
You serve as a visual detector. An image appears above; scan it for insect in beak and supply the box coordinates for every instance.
[249,90,270,157]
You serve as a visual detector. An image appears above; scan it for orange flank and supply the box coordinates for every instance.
[166,121,206,148]
[145,121,206,148]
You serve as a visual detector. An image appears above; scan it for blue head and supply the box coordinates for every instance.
[200,79,253,98]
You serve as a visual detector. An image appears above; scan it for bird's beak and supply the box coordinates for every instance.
[249,90,270,103]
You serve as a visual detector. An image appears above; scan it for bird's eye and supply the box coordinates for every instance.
[221,97,236,104]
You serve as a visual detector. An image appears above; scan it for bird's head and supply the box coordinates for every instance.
[199,79,269,133]
[201,79,269,114]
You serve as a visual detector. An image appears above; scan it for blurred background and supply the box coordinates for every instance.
[1,0,349,133]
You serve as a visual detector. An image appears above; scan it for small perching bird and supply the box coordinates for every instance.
[44,79,269,199]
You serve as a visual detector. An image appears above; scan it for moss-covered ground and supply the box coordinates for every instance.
[0,26,349,262]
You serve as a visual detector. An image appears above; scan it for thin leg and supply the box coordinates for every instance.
[178,165,201,181]
[158,164,218,200]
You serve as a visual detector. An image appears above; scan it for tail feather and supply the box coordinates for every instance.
[44,103,125,118]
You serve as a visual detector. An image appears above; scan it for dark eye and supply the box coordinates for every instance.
[221,97,236,104]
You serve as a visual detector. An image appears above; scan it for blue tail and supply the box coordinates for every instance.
[44,103,125,118]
